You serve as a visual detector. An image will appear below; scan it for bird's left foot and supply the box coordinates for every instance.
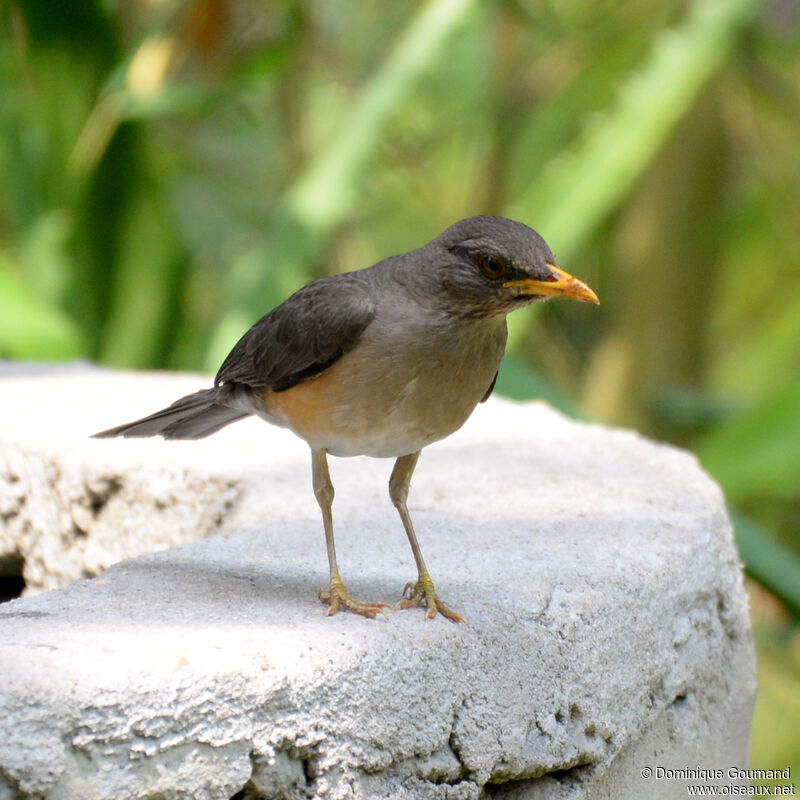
[399,571,463,622]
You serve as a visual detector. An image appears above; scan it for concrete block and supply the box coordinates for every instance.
[0,364,756,798]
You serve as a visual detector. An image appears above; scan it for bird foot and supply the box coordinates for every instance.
[399,572,463,623]
[319,576,389,619]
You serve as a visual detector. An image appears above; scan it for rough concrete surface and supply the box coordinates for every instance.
[0,364,756,799]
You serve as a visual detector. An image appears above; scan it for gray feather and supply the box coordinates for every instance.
[91,388,250,440]
[215,273,376,391]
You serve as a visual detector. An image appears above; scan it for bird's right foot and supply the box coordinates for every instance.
[319,576,389,619]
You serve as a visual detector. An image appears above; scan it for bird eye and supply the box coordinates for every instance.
[479,255,507,279]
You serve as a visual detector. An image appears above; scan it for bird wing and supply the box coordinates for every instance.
[215,274,376,392]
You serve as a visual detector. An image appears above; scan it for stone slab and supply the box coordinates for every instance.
[0,365,756,798]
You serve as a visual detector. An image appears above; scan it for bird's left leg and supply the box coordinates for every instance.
[389,452,463,622]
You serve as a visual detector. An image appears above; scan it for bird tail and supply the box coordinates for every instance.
[92,387,251,440]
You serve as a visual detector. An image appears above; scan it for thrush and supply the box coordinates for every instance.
[93,216,598,622]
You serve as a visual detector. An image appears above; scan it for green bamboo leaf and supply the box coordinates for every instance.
[204,0,478,370]
[504,0,764,351]
[99,182,182,368]
[696,379,800,503]
[0,250,87,360]
[732,511,800,619]
[496,355,582,418]
[286,0,478,232]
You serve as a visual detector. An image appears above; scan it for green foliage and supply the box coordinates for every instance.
[750,618,800,782]
[0,245,87,359]
[505,0,763,348]
[2,0,799,769]
[496,354,582,419]
[205,0,480,367]
[733,513,800,619]
[699,380,800,504]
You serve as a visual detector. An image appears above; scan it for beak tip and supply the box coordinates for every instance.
[569,280,599,306]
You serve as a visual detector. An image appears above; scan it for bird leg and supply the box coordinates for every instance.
[389,452,463,623]
[311,449,388,619]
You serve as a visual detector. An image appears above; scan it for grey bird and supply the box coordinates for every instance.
[93,215,598,621]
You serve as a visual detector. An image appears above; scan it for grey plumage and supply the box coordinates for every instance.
[215,274,377,392]
[91,215,598,621]
[93,216,569,446]
[92,387,249,440]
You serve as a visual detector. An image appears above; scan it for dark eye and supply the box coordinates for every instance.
[479,255,507,279]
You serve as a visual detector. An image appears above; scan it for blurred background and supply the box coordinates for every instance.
[1,0,798,777]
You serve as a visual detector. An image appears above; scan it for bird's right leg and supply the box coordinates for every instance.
[312,449,388,619]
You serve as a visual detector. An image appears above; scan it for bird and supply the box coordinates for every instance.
[93,216,598,622]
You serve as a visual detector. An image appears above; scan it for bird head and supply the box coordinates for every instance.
[424,215,599,318]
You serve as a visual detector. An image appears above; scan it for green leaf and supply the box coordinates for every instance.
[204,0,479,370]
[495,354,582,419]
[0,250,87,360]
[733,511,800,619]
[696,379,800,503]
[285,0,478,232]
[98,180,182,368]
[504,0,764,352]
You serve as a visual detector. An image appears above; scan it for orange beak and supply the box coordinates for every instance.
[504,263,599,304]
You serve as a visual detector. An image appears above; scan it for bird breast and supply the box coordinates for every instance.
[261,311,507,458]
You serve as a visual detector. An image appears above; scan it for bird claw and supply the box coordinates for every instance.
[399,573,463,623]
[319,579,389,619]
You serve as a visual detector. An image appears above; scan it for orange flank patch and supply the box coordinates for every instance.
[261,364,346,445]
